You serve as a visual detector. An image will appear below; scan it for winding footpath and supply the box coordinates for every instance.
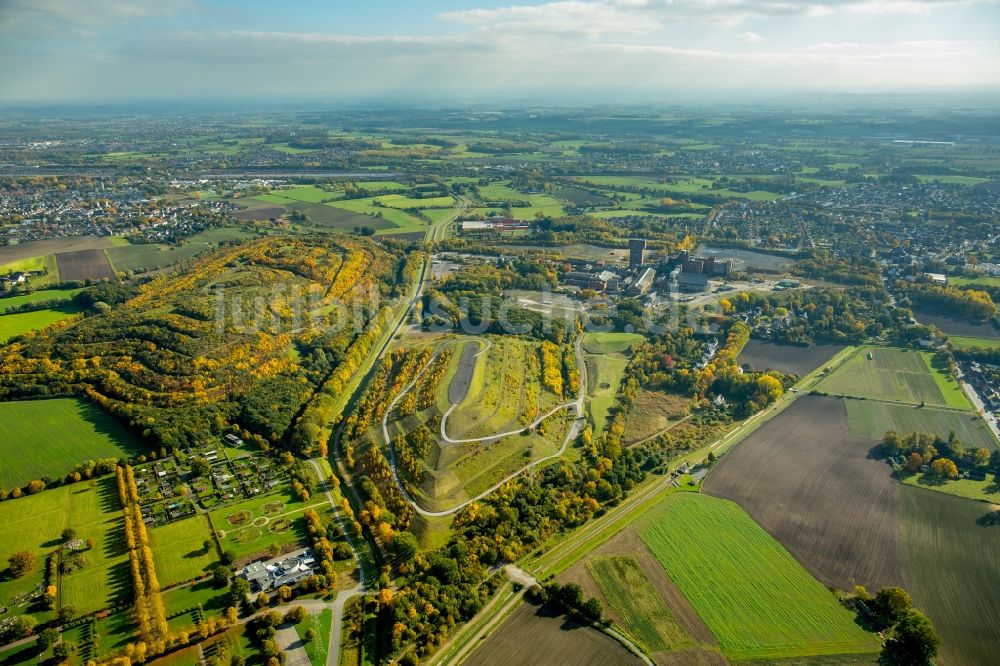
[382,334,587,518]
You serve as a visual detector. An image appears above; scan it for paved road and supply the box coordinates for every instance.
[308,459,366,666]
[903,299,999,441]
[960,380,1000,440]
[503,564,537,588]
[274,625,310,666]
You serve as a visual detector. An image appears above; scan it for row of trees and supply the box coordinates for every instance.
[898,282,998,321]
[0,456,119,505]
[118,465,169,648]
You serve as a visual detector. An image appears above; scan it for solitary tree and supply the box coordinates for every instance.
[37,627,59,651]
[230,577,251,607]
[212,565,230,589]
[61,528,77,542]
[285,606,307,624]
[7,550,35,578]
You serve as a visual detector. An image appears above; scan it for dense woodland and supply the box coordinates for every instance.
[0,237,414,453]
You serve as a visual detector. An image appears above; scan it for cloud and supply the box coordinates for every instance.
[439,1,658,36]
[441,0,1000,33]
[1,0,999,100]
[592,38,998,64]
[0,0,192,29]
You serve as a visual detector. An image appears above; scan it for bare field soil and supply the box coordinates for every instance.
[703,394,905,591]
[900,487,1000,666]
[912,309,999,339]
[0,235,117,263]
[448,340,480,404]
[56,248,116,280]
[560,529,721,665]
[464,603,643,666]
[695,244,797,272]
[739,340,845,377]
[234,206,284,220]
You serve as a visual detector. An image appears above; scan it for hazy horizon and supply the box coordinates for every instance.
[1,0,1000,103]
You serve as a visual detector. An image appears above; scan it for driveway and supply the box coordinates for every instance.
[274,624,310,666]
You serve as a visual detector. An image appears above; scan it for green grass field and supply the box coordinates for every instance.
[375,194,453,209]
[843,400,998,451]
[149,515,219,586]
[914,175,992,186]
[106,227,257,272]
[816,347,971,409]
[901,486,1000,666]
[107,243,208,272]
[641,494,879,660]
[0,304,82,342]
[0,398,146,488]
[587,556,691,653]
[323,197,427,230]
[0,287,84,310]
[161,578,231,619]
[60,477,131,614]
[207,490,316,559]
[351,180,409,191]
[277,186,337,203]
[0,254,57,276]
[900,472,1000,503]
[569,175,782,201]
[948,335,1000,350]
[0,477,126,621]
[949,275,1000,288]
[582,331,644,354]
[297,608,334,666]
[585,353,628,435]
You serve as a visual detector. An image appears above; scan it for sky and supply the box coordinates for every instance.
[0,0,999,102]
